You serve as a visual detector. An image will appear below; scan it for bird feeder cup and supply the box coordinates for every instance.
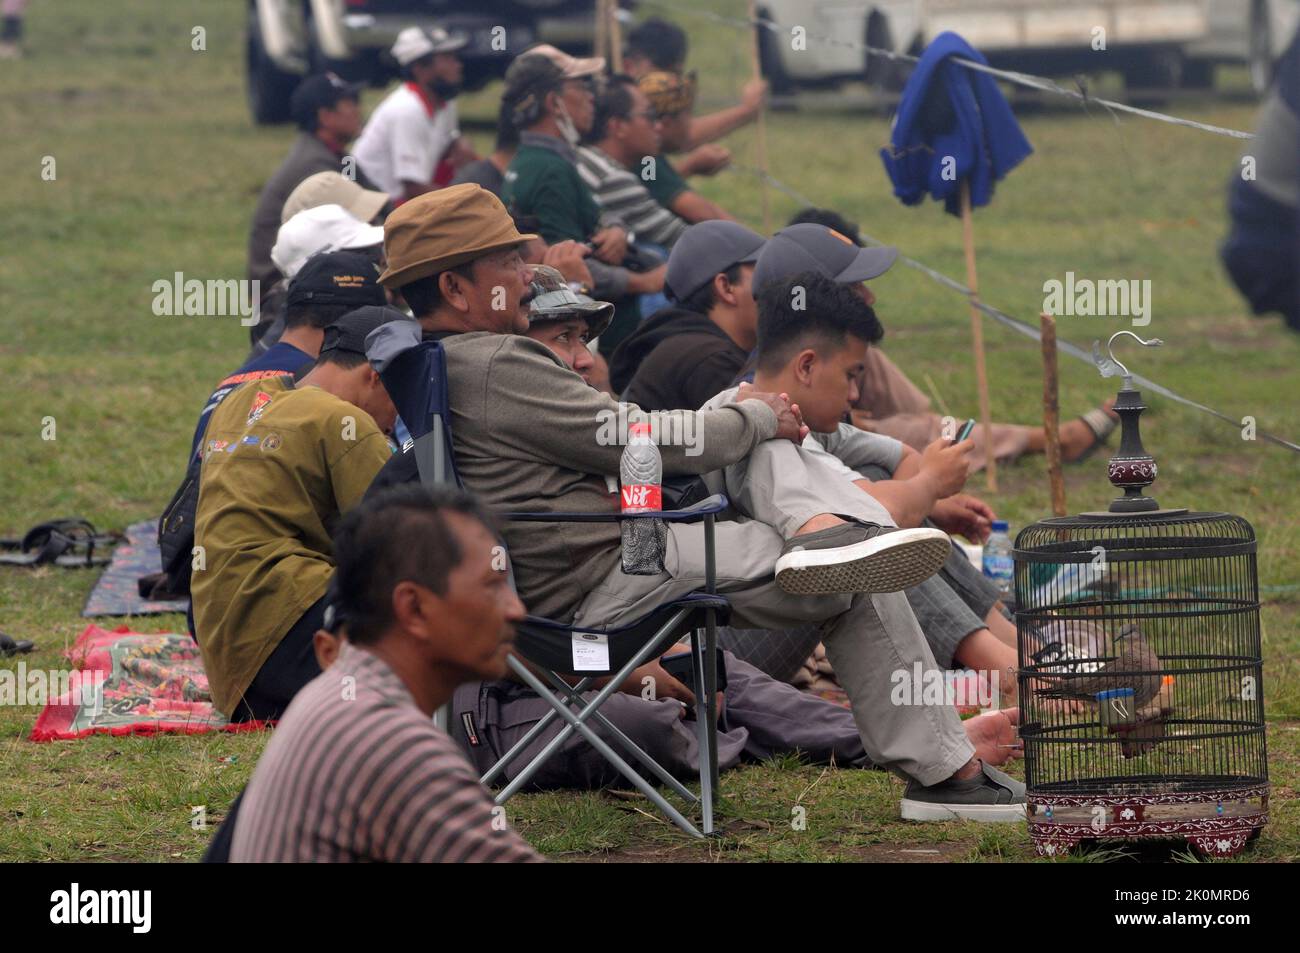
[1013,338,1268,857]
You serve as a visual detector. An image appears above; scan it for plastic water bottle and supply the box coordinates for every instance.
[982,519,1014,601]
[620,421,666,575]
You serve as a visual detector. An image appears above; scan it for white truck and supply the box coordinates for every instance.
[248,0,609,124]
[756,0,1300,95]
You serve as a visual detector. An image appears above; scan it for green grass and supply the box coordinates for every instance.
[1,0,1296,862]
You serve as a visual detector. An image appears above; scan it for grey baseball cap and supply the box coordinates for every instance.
[664,221,767,303]
[751,223,898,295]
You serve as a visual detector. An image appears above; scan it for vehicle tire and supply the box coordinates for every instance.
[1249,0,1274,94]
[247,5,299,125]
[1180,58,1214,89]
[756,6,794,97]
[1121,48,1182,104]
[863,10,903,91]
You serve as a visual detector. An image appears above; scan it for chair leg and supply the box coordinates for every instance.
[509,657,703,837]
[478,677,595,786]
[691,626,716,836]
[493,626,682,803]
[704,608,721,796]
[539,670,698,805]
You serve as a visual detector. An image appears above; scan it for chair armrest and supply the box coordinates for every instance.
[505,494,728,524]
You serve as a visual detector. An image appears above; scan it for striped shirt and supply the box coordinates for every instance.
[230,642,542,863]
[576,145,687,248]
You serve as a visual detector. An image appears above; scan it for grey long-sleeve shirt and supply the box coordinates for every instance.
[440,333,778,619]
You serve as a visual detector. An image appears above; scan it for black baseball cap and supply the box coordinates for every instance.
[286,251,387,310]
[664,221,766,303]
[290,72,362,131]
[751,223,898,296]
[321,306,412,358]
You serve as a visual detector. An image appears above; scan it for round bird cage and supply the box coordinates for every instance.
[1013,336,1267,858]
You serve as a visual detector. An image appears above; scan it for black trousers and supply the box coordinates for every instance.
[230,595,327,722]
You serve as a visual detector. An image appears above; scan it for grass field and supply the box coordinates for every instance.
[1,0,1297,862]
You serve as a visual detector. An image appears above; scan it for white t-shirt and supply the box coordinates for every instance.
[353,83,460,200]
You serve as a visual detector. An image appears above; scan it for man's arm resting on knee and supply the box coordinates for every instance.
[474,337,800,476]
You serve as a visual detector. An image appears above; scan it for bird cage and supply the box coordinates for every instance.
[1014,335,1267,858]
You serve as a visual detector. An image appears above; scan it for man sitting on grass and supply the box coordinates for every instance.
[157,251,388,602]
[698,271,1019,697]
[191,306,404,721]
[230,484,542,863]
[367,184,1026,822]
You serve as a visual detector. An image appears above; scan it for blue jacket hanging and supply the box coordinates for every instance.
[881,32,1033,215]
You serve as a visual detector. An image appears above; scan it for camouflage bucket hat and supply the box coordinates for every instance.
[527,265,614,338]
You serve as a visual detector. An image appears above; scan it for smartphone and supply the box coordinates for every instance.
[954,418,977,443]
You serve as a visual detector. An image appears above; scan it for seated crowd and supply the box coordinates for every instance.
[169,17,1121,862]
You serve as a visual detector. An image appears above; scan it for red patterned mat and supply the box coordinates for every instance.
[29,624,267,741]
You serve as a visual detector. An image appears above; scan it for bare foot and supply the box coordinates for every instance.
[1061,398,1118,462]
[964,707,1023,766]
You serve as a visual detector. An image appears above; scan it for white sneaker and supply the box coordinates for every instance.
[775,524,952,595]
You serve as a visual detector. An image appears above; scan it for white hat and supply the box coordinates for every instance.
[391,26,467,67]
[281,171,389,225]
[524,43,605,78]
[271,204,386,279]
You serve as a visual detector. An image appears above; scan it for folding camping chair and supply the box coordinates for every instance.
[374,328,727,837]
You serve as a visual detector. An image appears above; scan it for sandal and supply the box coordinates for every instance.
[0,519,121,568]
[0,632,35,656]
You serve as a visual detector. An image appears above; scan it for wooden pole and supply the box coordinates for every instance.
[607,0,623,73]
[959,178,997,493]
[594,0,609,64]
[747,0,772,233]
[1040,312,1067,517]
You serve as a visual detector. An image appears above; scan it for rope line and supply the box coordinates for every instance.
[734,163,1300,454]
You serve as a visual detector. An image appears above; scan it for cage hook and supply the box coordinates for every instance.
[1094,331,1163,387]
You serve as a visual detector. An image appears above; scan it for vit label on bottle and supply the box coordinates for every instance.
[621,484,662,512]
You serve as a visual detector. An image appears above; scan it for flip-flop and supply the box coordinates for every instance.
[0,518,121,551]
[0,519,120,568]
[0,632,35,656]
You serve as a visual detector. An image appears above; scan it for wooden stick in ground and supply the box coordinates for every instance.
[1040,312,1067,517]
[959,178,997,492]
[607,0,623,73]
[747,0,772,233]
[594,0,609,64]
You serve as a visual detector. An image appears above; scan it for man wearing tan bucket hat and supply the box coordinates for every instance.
[368,184,1029,823]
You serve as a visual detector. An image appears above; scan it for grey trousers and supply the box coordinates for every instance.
[574,514,974,786]
[716,461,1004,676]
[450,650,869,790]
